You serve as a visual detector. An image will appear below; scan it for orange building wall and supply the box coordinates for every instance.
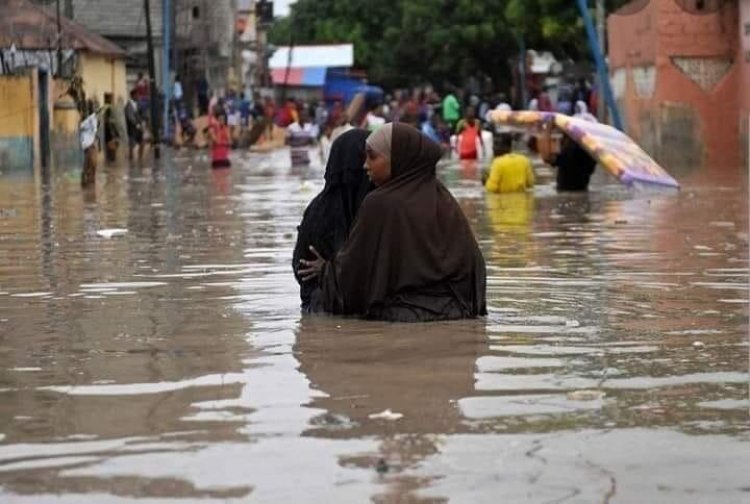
[608,0,742,171]
[739,0,750,167]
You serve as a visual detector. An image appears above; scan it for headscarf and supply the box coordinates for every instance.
[320,123,487,322]
[292,129,372,308]
[365,123,393,160]
[574,100,598,122]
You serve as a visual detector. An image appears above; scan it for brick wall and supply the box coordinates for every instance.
[609,0,742,171]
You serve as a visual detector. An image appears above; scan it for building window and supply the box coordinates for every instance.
[192,6,200,19]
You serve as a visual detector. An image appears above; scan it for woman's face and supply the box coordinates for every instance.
[365,146,391,186]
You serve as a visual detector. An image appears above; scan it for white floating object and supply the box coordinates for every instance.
[693,341,706,349]
[567,390,606,401]
[368,409,403,421]
[96,228,127,238]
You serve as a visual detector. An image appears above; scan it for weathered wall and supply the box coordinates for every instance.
[52,94,82,168]
[78,53,128,104]
[739,0,750,167]
[609,0,742,171]
[0,74,36,172]
[608,1,659,154]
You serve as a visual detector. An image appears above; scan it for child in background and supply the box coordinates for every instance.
[206,110,231,169]
[484,134,535,193]
[455,107,485,160]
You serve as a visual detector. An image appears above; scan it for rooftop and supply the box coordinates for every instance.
[0,0,126,56]
[269,43,354,70]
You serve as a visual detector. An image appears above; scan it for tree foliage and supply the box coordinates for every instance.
[269,0,632,90]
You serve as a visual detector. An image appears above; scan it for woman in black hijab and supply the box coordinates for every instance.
[299,123,487,322]
[293,129,372,311]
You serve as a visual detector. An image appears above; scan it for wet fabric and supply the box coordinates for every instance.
[319,123,487,322]
[293,129,372,310]
[485,153,535,193]
[553,141,596,191]
[366,123,392,159]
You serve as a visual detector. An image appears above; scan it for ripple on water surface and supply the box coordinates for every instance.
[0,154,747,502]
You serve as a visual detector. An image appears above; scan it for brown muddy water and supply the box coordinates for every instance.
[0,149,747,503]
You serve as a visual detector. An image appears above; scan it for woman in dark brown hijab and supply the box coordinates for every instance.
[299,123,487,322]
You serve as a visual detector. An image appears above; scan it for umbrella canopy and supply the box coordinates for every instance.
[488,110,679,189]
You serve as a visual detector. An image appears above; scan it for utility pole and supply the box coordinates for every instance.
[162,0,172,146]
[596,0,606,121]
[55,0,62,76]
[144,0,161,158]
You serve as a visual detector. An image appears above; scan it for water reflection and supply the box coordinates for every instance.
[0,153,747,502]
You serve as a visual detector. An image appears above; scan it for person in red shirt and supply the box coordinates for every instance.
[206,110,231,168]
[455,107,485,160]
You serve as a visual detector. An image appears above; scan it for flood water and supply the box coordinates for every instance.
[0,150,747,503]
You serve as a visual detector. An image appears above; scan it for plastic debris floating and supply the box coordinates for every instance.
[96,228,128,238]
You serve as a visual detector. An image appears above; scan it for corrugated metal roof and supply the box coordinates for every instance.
[0,0,126,56]
[70,0,162,39]
[268,44,353,69]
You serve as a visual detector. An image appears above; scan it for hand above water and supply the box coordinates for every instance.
[298,246,326,282]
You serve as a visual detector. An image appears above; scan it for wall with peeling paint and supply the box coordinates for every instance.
[0,74,36,172]
[608,0,742,171]
[739,0,750,167]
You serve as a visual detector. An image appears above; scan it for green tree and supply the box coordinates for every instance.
[269,0,632,90]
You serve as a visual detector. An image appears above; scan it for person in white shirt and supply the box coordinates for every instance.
[286,108,319,166]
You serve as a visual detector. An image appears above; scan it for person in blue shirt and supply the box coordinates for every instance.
[420,113,442,145]
[239,92,251,128]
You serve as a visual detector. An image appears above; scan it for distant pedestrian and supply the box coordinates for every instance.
[574,101,598,122]
[196,77,209,115]
[421,113,441,144]
[173,75,184,108]
[206,110,231,169]
[125,89,144,160]
[540,128,596,192]
[80,100,99,187]
[239,92,251,128]
[484,134,534,193]
[575,78,591,105]
[557,82,574,115]
[314,100,328,133]
[441,85,461,131]
[102,93,120,163]
[537,88,554,112]
[455,106,485,160]
[363,104,386,131]
[286,108,318,166]
[263,96,276,140]
[134,72,150,117]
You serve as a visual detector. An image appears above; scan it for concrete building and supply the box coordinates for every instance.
[174,0,234,103]
[0,0,127,172]
[608,0,747,171]
[739,0,750,165]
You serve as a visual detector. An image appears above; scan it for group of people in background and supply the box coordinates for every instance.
[80,67,599,197]
[288,77,602,322]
